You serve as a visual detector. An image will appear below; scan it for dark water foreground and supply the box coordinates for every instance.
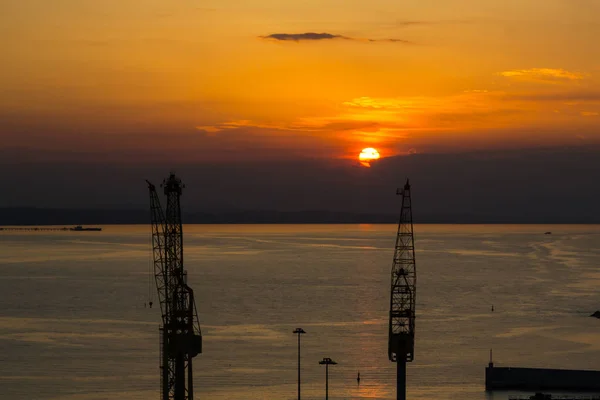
[0,224,599,399]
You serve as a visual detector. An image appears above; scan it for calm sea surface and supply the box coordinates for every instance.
[1,224,599,400]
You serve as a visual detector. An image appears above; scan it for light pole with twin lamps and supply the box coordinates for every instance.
[319,357,338,400]
[293,328,306,400]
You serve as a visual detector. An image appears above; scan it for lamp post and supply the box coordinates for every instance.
[293,328,306,400]
[319,357,338,400]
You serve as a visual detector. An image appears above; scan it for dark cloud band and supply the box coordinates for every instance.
[262,33,341,41]
[260,32,411,44]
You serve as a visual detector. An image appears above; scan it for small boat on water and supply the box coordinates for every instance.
[69,225,102,232]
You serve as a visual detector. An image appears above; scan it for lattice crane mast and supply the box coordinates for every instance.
[388,179,416,400]
[147,173,202,400]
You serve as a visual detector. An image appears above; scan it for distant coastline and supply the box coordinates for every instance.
[1,207,599,225]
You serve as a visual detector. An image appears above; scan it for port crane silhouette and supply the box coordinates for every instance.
[147,173,202,400]
[388,179,416,400]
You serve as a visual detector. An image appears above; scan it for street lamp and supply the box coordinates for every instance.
[319,357,338,400]
[293,328,306,400]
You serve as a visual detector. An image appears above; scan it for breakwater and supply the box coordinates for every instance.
[486,365,600,391]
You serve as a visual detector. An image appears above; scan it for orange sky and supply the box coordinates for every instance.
[1,0,599,162]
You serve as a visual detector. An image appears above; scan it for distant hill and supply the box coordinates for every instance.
[1,207,598,225]
[0,207,394,225]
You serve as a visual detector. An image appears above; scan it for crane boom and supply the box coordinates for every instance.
[147,180,168,322]
[147,173,202,400]
[388,179,416,400]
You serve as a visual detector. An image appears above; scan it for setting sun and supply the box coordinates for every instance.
[359,148,380,167]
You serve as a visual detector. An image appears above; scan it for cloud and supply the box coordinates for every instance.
[196,119,311,134]
[3,147,600,223]
[194,91,529,158]
[506,91,600,102]
[397,20,431,26]
[192,86,600,162]
[500,68,586,82]
[260,32,412,44]
[396,19,471,27]
[261,33,341,41]
[340,92,509,119]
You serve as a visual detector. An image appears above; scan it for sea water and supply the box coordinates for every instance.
[0,224,599,400]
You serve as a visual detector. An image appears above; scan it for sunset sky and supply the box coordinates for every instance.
[2,0,600,164]
[1,0,600,219]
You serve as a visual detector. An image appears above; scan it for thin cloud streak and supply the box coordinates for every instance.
[506,91,600,102]
[260,32,412,44]
[500,68,586,82]
[396,19,472,27]
[193,87,600,161]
